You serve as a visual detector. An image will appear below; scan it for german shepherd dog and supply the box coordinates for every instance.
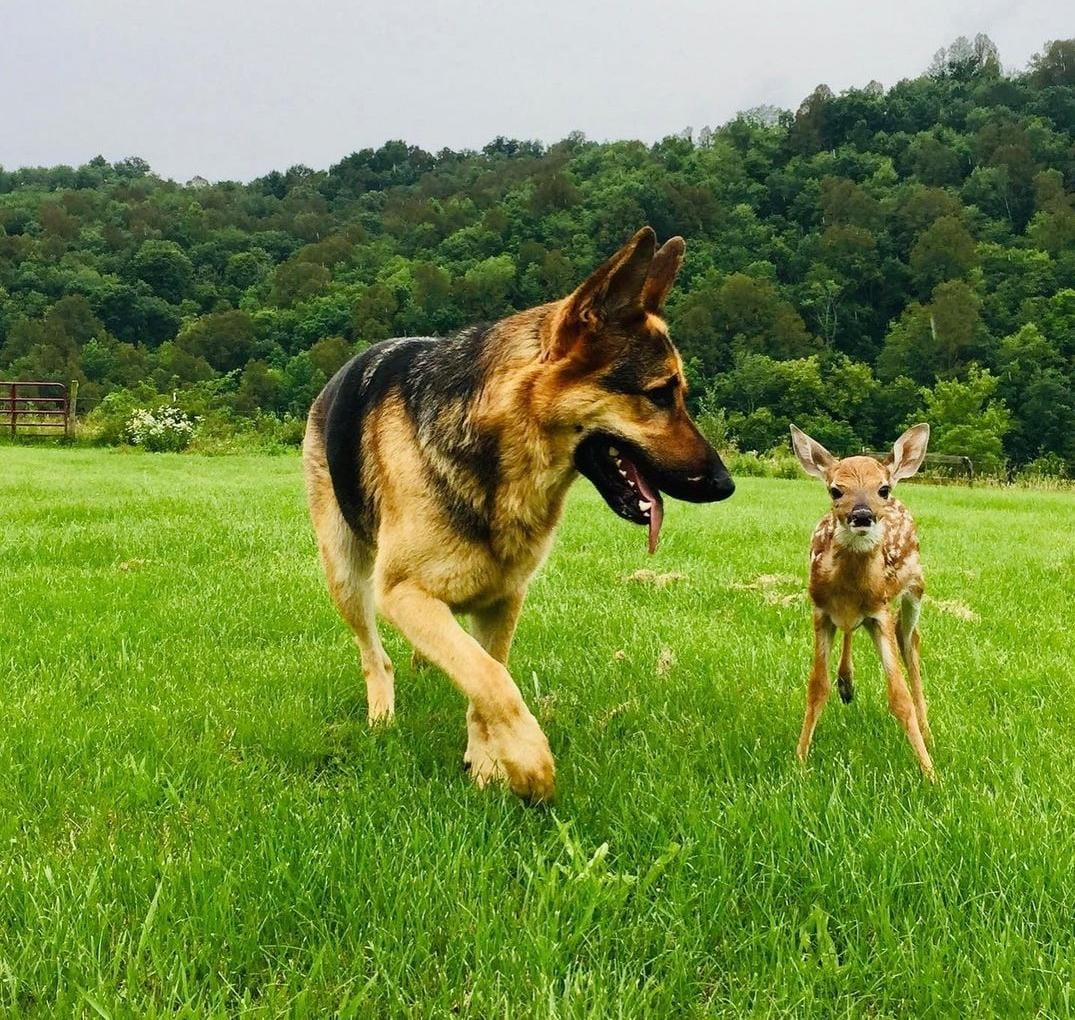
[303,227,734,801]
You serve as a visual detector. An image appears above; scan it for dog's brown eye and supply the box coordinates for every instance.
[643,380,677,409]
[879,485,891,499]
[829,487,843,500]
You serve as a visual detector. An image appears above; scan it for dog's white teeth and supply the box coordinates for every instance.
[639,500,652,512]
[609,447,619,458]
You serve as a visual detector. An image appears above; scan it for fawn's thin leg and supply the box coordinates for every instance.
[866,612,935,780]
[898,594,930,744]
[797,610,835,763]
[837,630,855,704]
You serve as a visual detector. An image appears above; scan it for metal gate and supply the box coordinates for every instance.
[0,380,78,438]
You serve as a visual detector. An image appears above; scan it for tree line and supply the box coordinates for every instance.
[1,36,1073,473]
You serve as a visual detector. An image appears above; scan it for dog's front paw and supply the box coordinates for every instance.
[366,699,395,726]
[465,708,555,803]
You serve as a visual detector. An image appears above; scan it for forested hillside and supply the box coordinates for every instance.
[2,36,1073,472]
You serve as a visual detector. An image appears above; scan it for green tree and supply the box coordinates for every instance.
[175,310,257,373]
[673,273,818,373]
[270,261,331,308]
[996,323,1075,467]
[877,281,983,382]
[234,360,282,416]
[352,283,398,342]
[308,336,353,378]
[1028,39,1075,87]
[132,240,193,304]
[921,367,1013,474]
[909,216,977,294]
[225,249,272,290]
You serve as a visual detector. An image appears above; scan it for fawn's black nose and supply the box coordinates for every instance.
[849,505,875,528]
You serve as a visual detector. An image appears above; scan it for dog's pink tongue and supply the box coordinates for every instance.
[646,491,664,554]
[624,460,664,555]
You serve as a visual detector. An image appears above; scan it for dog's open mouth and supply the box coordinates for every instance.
[574,434,665,553]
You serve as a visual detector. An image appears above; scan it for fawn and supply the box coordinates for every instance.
[789,423,935,780]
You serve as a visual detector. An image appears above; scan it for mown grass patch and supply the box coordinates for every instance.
[1,447,1073,1016]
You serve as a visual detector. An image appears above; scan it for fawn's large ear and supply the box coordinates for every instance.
[642,236,685,312]
[790,424,836,480]
[544,227,656,361]
[887,423,930,482]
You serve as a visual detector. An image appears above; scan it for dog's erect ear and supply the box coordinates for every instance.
[571,226,656,324]
[885,423,930,482]
[544,227,656,361]
[790,424,836,480]
[642,236,685,312]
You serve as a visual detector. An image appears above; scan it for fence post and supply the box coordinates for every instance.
[66,380,78,439]
[8,382,14,438]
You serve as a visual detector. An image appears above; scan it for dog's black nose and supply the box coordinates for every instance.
[713,471,735,501]
[849,506,874,527]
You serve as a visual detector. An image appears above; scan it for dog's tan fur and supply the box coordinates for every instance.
[790,424,935,779]
[304,228,731,800]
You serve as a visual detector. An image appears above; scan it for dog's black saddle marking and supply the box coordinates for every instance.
[319,337,431,538]
[317,326,498,543]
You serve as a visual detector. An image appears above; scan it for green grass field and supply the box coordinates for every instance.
[2,447,1074,1017]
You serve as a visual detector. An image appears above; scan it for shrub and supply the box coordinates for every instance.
[124,405,198,452]
[1018,452,1068,481]
[693,402,735,452]
[185,410,304,455]
[82,388,147,445]
[724,448,802,479]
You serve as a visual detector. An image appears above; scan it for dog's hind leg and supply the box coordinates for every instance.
[324,547,395,725]
[320,528,395,724]
[305,425,395,724]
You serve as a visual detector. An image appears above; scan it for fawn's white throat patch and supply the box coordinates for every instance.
[835,520,882,552]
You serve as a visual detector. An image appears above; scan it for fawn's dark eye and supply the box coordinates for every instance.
[643,378,678,409]
[829,487,843,500]
[878,485,891,499]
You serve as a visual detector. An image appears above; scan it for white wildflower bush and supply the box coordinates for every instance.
[124,405,198,452]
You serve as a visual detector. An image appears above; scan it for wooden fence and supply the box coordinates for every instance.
[864,451,974,482]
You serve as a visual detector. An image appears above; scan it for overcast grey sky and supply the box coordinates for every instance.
[2,0,1069,182]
